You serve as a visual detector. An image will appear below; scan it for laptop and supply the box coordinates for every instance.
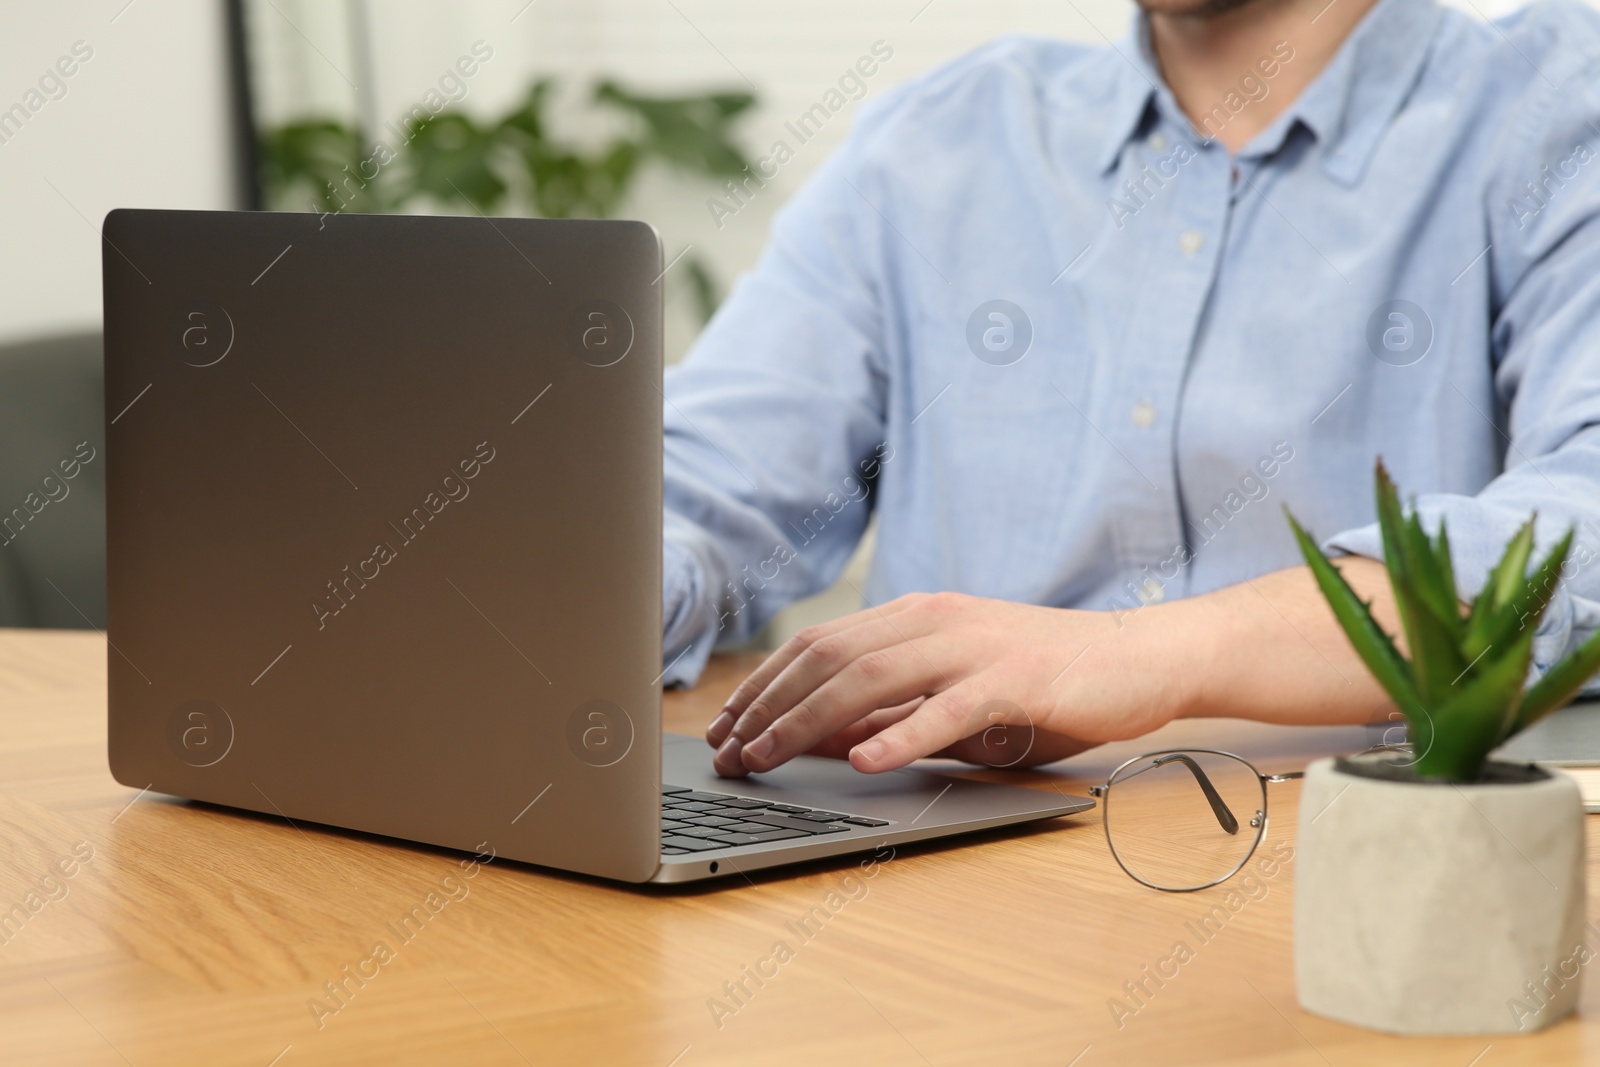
[101,208,1092,884]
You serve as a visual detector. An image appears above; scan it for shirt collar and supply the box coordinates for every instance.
[1086,19,1165,176]
[1257,0,1445,182]
[1085,0,1444,183]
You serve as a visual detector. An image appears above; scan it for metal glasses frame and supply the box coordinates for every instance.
[1087,748,1304,892]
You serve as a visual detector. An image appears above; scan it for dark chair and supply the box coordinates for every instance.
[0,331,104,629]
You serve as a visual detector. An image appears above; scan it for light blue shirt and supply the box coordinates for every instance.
[660,0,1600,693]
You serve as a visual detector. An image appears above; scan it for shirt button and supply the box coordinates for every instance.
[1140,578,1166,603]
[1179,230,1205,255]
[1132,402,1156,428]
[1148,132,1168,152]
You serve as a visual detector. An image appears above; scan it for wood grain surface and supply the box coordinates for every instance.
[2,628,1596,1065]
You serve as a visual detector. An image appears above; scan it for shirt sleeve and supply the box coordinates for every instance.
[659,131,893,688]
[1324,59,1600,694]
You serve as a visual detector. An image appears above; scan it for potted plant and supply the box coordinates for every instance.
[259,79,756,326]
[1284,460,1600,1035]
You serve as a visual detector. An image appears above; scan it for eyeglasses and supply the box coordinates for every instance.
[1087,749,1304,892]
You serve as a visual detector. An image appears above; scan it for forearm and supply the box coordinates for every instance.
[1156,560,1402,726]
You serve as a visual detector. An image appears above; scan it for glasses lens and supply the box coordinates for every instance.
[1103,751,1266,891]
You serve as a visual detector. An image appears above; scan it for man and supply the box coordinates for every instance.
[660,0,1600,778]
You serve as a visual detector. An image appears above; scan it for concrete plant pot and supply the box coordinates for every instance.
[1295,753,1587,1035]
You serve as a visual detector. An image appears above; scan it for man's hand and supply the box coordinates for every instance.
[703,591,1207,776]
[704,561,1402,777]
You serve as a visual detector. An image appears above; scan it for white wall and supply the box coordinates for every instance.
[0,0,235,346]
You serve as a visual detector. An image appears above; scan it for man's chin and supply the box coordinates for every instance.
[1134,0,1272,18]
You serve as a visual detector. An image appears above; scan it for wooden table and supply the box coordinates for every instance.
[2,628,1597,1065]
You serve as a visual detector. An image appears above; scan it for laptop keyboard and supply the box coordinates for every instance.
[661,785,890,854]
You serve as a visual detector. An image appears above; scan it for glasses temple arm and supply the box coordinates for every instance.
[1151,754,1240,835]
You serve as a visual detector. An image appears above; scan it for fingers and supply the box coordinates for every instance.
[712,733,752,777]
[847,679,988,773]
[714,699,923,777]
[729,614,932,743]
[723,601,934,753]
[715,694,1088,777]
[735,649,944,773]
[705,598,919,748]
[796,699,925,761]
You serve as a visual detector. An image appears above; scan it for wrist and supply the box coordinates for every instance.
[1123,591,1233,722]
[1143,582,1251,721]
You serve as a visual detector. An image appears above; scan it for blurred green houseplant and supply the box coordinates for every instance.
[259,79,757,323]
[1287,460,1600,781]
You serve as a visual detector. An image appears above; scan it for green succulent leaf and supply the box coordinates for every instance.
[1401,510,1464,643]
[1433,523,1459,613]
[1370,469,1468,701]
[1395,577,1472,703]
[1514,627,1600,734]
[1286,510,1420,718]
[1468,520,1535,642]
[1462,528,1573,664]
[1374,461,1410,587]
[1411,621,1538,780]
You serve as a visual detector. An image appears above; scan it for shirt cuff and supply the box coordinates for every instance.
[661,534,717,688]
